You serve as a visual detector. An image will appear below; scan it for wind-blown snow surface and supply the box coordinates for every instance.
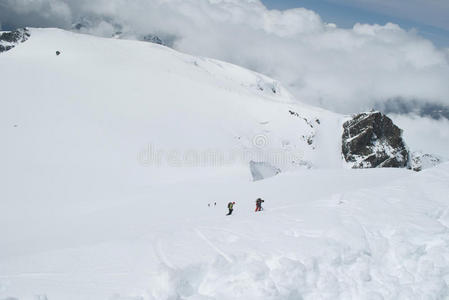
[1,29,449,299]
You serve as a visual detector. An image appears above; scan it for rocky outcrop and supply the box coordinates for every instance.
[289,109,319,150]
[143,34,165,46]
[342,111,409,168]
[411,152,443,172]
[0,28,30,53]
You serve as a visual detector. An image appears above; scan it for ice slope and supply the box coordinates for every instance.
[0,29,448,299]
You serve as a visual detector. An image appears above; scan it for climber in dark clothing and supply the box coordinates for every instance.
[255,198,264,212]
[227,202,235,215]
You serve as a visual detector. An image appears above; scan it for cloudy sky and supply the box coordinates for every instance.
[1,0,448,113]
[1,0,448,155]
[263,0,449,47]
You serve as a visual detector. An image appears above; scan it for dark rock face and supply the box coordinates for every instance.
[342,111,409,168]
[1,29,30,43]
[73,23,85,31]
[0,45,14,52]
[143,34,165,45]
[0,28,30,53]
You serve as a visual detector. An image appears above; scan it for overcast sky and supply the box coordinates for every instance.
[1,0,448,115]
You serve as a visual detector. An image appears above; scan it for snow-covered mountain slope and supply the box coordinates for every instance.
[0,28,343,175]
[1,163,449,299]
[1,29,448,299]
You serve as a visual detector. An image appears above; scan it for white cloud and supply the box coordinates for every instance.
[1,0,449,114]
[390,114,449,159]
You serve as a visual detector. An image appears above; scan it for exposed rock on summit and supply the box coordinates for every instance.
[342,111,409,168]
[0,28,30,53]
[411,152,443,172]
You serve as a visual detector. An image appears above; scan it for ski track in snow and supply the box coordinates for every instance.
[195,228,233,263]
[155,239,177,270]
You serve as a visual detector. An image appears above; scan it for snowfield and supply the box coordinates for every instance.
[1,29,448,299]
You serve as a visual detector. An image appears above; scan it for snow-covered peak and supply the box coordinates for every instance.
[1,28,344,178]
